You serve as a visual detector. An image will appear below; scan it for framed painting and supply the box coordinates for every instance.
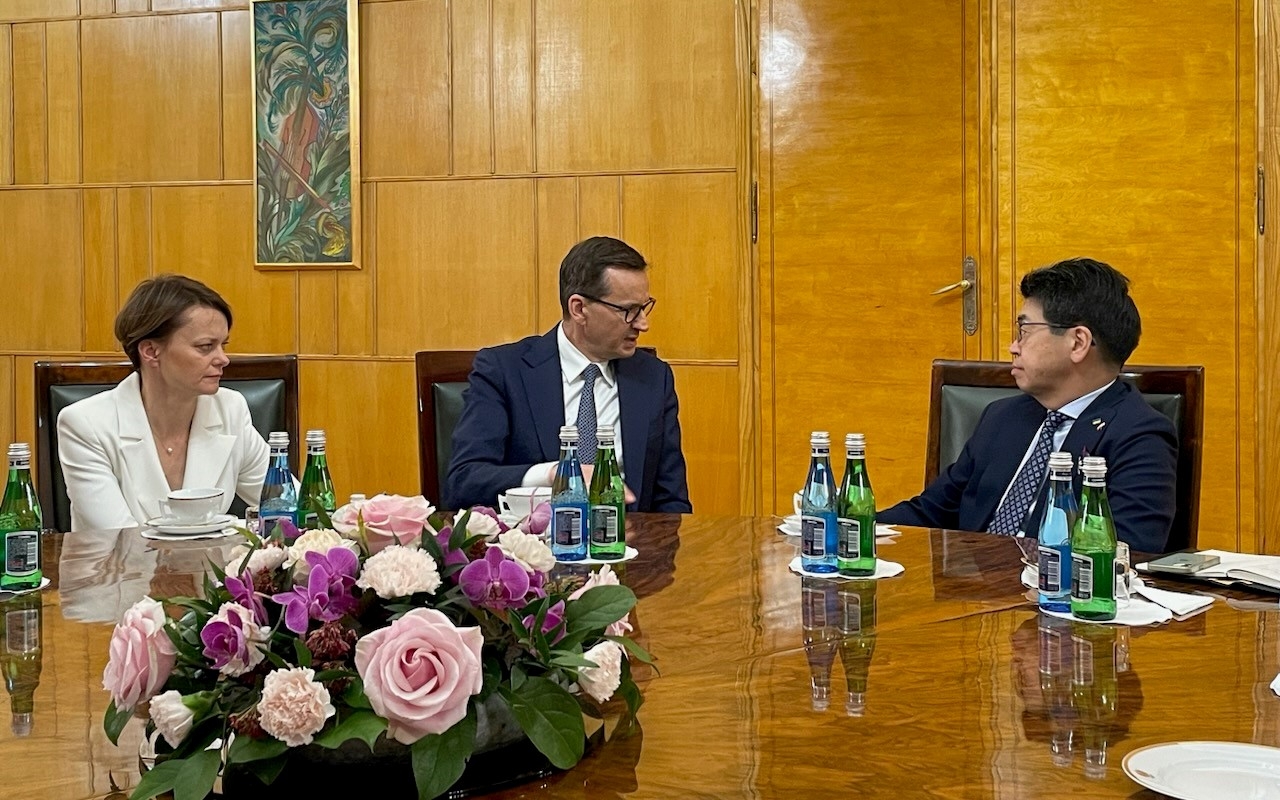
[252,0,360,268]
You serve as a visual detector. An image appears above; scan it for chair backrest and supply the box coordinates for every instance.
[34,355,300,532]
[925,359,1204,551]
[414,351,479,507]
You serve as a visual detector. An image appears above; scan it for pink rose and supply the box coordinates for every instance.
[354,608,483,744]
[569,565,633,638]
[332,493,436,553]
[102,597,177,711]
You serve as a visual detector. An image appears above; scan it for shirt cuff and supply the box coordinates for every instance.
[521,462,556,487]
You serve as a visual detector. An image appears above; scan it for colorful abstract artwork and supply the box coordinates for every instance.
[252,0,360,267]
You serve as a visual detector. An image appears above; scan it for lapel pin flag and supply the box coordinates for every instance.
[1092,418,1105,430]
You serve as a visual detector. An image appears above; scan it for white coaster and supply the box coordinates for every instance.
[555,545,638,565]
[0,576,50,598]
[787,556,904,581]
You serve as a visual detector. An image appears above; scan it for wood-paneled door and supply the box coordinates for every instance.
[759,0,984,511]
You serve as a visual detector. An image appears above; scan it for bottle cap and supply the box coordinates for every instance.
[11,712,31,737]
[809,431,830,446]
[845,433,865,448]
[7,443,30,459]
[559,425,579,442]
[305,429,326,446]
[349,493,367,504]
[1080,455,1107,479]
[596,424,615,444]
[1048,451,1073,471]
[268,431,289,447]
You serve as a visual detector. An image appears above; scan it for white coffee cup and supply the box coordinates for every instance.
[160,488,224,524]
[498,486,552,519]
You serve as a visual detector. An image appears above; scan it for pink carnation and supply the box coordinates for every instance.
[102,597,176,711]
[332,493,436,553]
[579,641,625,703]
[354,608,483,744]
[257,667,335,747]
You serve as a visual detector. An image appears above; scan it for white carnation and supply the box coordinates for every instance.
[285,529,360,579]
[148,690,193,748]
[579,641,625,703]
[496,530,555,574]
[461,511,502,541]
[223,542,287,577]
[356,545,442,599]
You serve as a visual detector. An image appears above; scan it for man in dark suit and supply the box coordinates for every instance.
[879,258,1177,553]
[444,236,692,513]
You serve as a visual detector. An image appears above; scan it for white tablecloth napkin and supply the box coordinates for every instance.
[788,556,904,581]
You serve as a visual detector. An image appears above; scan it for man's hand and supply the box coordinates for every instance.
[546,463,637,504]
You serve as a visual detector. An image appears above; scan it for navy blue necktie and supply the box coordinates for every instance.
[989,410,1068,535]
[576,365,600,458]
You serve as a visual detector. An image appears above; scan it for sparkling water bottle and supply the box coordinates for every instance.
[836,433,876,577]
[258,432,298,539]
[0,444,42,591]
[800,432,838,574]
[550,425,588,562]
[1037,452,1079,612]
[1071,456,1116,621]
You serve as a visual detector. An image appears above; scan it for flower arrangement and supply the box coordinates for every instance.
[101,494,646,800]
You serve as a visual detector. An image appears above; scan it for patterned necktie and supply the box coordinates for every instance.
[576,364,600,459]
[988,410,1069,535]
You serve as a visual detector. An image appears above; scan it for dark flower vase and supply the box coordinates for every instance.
[220,698,555,799]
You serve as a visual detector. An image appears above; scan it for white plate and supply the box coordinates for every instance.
[787,556,904,581]
[555,545,638,565]
[144,513,238,535]
[142,527,241,543]
[1123,741,1280,800]
[777,523,801,537]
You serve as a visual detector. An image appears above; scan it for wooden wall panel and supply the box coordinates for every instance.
[622,172,739,361]
[82,14,222,182]
[11,23,46,184]
[337,182,376,355]
[535,177,577,332]
[0,190,82,350]
[13,356,38,466]
[375,179,537,354]
[536,0,738,172]
[0,2,76,22]
[0,356,12,453]
[578,175,622,239]
[150,185,298,355]
[360,0,450,177]
[492,0,534,174]
[1261,0,1280,555]
[115,0,152,12]
[82,188,118,352]
[299,359,420,499]
[0,24,12,186]
[153,0,242,10]
[673,365,740,514]
[81,0,114,15]
[451,1,493,176]
[116,186,153,293]
[299,273,338,354]
[220,10,252,180]
[45,20,79,184]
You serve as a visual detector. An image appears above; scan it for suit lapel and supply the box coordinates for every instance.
[182,396,236,489]
[1060,381,1127,463]
[974,397,1045,526]
[521,329,565,462]
[616,359,650,487]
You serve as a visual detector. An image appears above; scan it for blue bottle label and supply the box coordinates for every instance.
[801,515,829,558]
[553,507,584,546]
[1038,546,1063,593]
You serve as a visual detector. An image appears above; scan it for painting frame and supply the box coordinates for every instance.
[251,0,361,269]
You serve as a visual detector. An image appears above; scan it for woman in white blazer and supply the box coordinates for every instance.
[57,275,269,531]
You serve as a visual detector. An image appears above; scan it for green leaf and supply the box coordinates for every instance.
[129,758,185,800]
[104,700,132,746]
[312,668,357,682]
[313,709,387,751]
[227,735,288,764]
[410,703,477,800]
[172,748,220,800]
[565,585,635,634]
[548,652,599,669]
[510,663,527,691]
[607,635,657,668]
[293,637,313,668]
[341,679,373,710]
[245,755,289,786]
[500,677,584,769]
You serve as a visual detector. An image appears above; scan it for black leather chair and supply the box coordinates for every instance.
[34,355,300,532]
[925,359,1204,551]
[414,351,478,508]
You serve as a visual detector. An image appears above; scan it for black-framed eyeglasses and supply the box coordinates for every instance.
[1015,321,1071,342]
[581,295,657,324]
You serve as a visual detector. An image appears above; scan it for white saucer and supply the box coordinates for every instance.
[778,522,901,539]
[787,556,904,581]
[0,576,51,598]
[1123,741,1280,800]
[145,513,237,535]
[555,545,638,565]
[497,512,524,528]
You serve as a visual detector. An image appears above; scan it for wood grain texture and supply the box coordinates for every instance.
[337,182,376,355]
[374,179,537,354]
[81,188,117,352]
[0,1,76,21]
[44,20,78,184]
[764,0,970,515]
[150,184,297,355]
[79,0,114,15]
[671,365,740,514]
[152,0,240,9]
[115,0,153,12]
[534,176,577,332]
[0,189,81,350]
[11,23,46,184]
[1260,0,1280,555]
[451,0,493,175]
[0,355,11,450]
[220,10,251,180]
[299,358,420,497]
[298,272,338,354]
[82,14,222,182]
[115,186,152,294]
[492,0,533,174]
[535,0,738,172]
[0,24,12,185]
[360,0,450,177]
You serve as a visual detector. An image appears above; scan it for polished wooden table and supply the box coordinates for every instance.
[6,516,1279,798]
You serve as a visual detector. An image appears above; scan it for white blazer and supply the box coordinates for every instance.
[56,372,270,532]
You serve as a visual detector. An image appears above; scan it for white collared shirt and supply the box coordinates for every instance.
[520,324,624,486]
[998,380,1115,528]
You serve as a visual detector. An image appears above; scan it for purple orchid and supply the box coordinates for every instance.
[522,600,566,644]
[458,547,529,611]
[527,569,547,600]
[199,603,266,676]
[470,505,511,533]
[225,570,268,625]
[434,527,470,572]
[519,502,551,536]
[270,548,360,635]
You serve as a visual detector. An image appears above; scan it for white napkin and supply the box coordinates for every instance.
[1042,598,1172,626]
[1270,673,1280,698]
[787,556,904,581]
[1133,578,1215,617]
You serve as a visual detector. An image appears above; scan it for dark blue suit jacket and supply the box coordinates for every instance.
[444,329,692,514]
[878,381,1178,553]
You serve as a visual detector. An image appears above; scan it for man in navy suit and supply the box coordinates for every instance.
[445,236,692,513]
[879,258,1178,553]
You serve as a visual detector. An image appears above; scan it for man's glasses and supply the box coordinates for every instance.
[1015,321,1070,342]
[581,295,657,324]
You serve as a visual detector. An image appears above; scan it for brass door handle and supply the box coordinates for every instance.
[931,279,972,295]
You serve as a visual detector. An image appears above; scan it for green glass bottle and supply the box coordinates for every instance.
[588,424,626,560]
[836,433,876,577]
[0,589,42,736]
[298,430,337,529]
[801,577,838,712]
[0,444,42,591]
[836,579,878,716]
[1070,620,1119,780]
[1070,456,1116,621]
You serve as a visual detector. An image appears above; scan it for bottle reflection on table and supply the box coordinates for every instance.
[1038,613,1078,767]
[801,577,838,712]
[0,589,43,737]
[1070,620,1122,780]
[837,579,878,717]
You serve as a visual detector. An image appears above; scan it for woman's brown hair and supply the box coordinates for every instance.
[114,274,233,369]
